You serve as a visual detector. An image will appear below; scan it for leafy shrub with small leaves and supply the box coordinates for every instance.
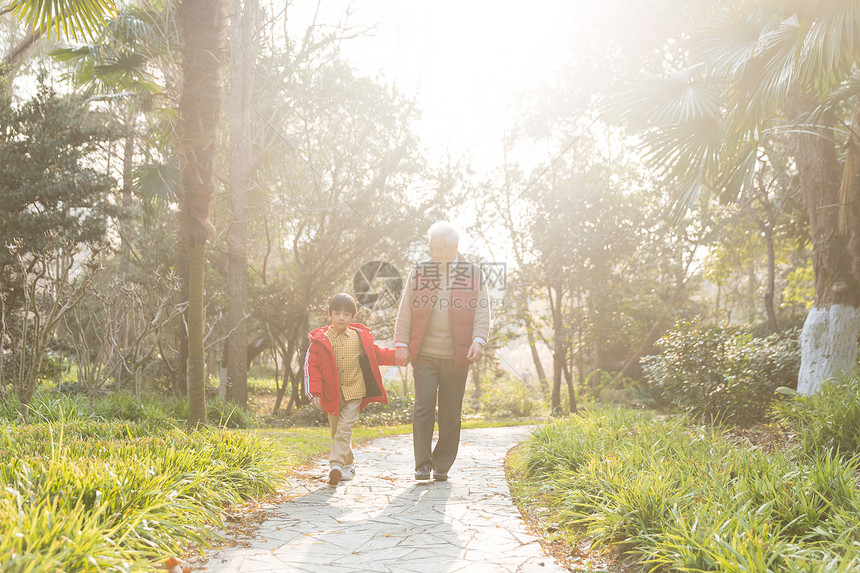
[360,395,413,425]
[478,375,543,418]
[642,319,800,424]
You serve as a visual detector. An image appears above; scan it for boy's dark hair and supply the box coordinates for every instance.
[327,293,357,316]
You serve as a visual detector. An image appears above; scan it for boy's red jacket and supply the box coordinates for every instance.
[304,323,396,416]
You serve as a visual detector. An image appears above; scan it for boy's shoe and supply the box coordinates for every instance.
[328,466,343,486]
[341,465,355,481]
[415,464,431,481]
[432,470,448,482]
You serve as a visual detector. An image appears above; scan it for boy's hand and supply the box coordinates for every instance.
[311,396,321,408]
[394,347,409,367]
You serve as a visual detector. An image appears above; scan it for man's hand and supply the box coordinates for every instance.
[466,341,484,363]
[394,346,409,367]
[311,396,321,409]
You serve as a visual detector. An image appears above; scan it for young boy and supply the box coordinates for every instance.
[304,293,396,485]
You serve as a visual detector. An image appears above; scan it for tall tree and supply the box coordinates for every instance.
[618,0,860,394]
[223,0,260,408]
[176,0,227,428]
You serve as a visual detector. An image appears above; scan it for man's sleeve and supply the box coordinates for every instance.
[472,265,491,344]
[394,267,415,347]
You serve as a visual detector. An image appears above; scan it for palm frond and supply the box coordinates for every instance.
[608,67,722,128]
[133,159,180,228]
[733,14,805,126]
[796,0,860,88]
[9,0,116,41]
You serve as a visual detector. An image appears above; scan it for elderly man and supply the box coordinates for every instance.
[394,222,491,481]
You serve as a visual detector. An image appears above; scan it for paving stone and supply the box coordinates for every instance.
[197,426,567,573]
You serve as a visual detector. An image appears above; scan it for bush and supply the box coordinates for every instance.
[594,375,656,409]
[360,395,413,425]
[283,395,414,427]
[772,373,860,457]
[642,319,800,425]
[478,375,544,418]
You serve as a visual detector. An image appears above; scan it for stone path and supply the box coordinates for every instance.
[198,426,568,573]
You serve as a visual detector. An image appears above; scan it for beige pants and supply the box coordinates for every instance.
[327,397,362,468]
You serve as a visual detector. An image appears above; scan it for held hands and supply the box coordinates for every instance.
[394,346,410,367]
[466,341,484,363]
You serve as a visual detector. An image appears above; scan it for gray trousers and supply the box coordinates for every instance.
[412,354,469,473]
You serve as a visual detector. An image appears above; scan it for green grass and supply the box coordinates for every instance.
[0,383,542,570]
[772,374,860,457]
[509,407,860,572]
[0,421,282,572]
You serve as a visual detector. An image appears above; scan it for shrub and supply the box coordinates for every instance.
[360,395,413,425]
[478,375,544,418]
[642,319,800,425]
[772,373,860,457]
[594,375,657,409]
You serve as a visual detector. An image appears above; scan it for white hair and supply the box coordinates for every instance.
[428,221,459,247]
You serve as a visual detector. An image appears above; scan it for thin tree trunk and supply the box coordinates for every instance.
[225,0,260,408]
[173,247,189,397]
[2,30,41,82]
[470,363,482,411]
[592,335,601,398]
[562,344,577,413]
[187,241,207,427]
[526,324,549,397]
[763,225,779,333]
[549,285,563,414]
[119,133,134,389]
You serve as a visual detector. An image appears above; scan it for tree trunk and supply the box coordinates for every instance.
[173,247,189,397]
[470,363,482,411]
[592,336,602,397]
[526,324,549,397]
[186,240,207,427]
[177,0,228,428]
[549,286,563,414]
[762,225,779,333]
[562,344,577,413]
[225,0,260,409]
[787,98,860,394]
[119,133,135,389]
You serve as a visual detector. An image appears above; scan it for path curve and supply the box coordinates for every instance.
[199,426,567,573]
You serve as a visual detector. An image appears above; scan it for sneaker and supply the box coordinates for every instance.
[328,466,343,486]
[432,470,448,482]
[341,465,355,481]
[415,464,431,481]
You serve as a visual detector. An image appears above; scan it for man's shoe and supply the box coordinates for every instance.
[432,470,448,482]
[341,465,355,481]
[328,466,343,486]
[415,464,431,481]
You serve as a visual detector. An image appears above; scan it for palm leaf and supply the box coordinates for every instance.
[9,0,116,41]
[609,67,722,128]
[133,159,181,228]
[732,14,806,128]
